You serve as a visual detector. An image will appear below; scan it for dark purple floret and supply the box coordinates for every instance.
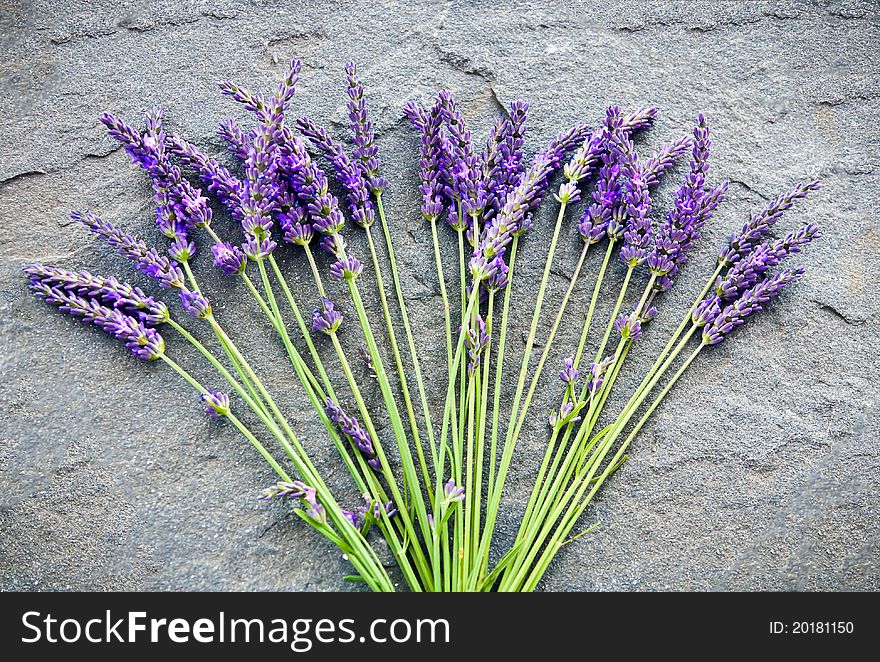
[211,242,248,277]
[319,232,347,256]
[311,296,343,335]
[73,211,186,289]
[200,390,230,418]
[297,116,376,228]
[559,355,579,386]
[179,289,212,319]
[718,180,821,266]
[23,264,170,326]
[168,238,196,262]
[345,61,387,194]
[702,268,804,345]
[325,397,381,470]
[614,312,643,340]
[329,256,363,281]
[29,280,165,360]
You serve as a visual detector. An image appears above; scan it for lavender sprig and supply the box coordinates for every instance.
[345,61,387,194]
[28,280,164,360]
[702,268,804,345]
[297,116,376,228]
[72,211,186,289]
[23,264,170,326]
[718,180,821,266]
[325,398,382,471]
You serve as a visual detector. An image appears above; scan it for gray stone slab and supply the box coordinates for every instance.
[1,0,877,591]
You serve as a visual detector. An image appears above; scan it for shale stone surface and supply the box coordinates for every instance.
[1,0,878,591]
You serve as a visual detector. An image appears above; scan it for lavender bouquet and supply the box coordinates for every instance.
[24,59,820,592]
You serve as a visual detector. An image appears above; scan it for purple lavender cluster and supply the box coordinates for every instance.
[325,398,382,471]
[258,480,326,524]
[692,181,822,344]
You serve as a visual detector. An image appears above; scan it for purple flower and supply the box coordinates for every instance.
[102,109,212,242]
[311,297,343,335]
[199,390,230,418]
[168,134,243,214]
[404,98,447,222]
[549,401,582,428]
[465,314,490,374]
[345,61,387,193]
[718,180,821,266]
[642,135,694,188]
[23,264,170,326]
[614,312,643,340]
[559,355,579,386]
[484,254,509,291]
[443,479,465,504]
[279,206,315,246]
[325,398,380,469]
[482,100,529,227]
[649,115,726,287]
[179,289,212,319]
[242,236,278,261]
[587,356,615,397]
[714,223,821,302]
[702,268,805,345]
[218,117,249,160]
[479,121,591,259]
[258,480,308,501]
[297,116,376,228]
[329,256,363,281]
[320,232,347,257]
[168,238,196,262]
[301,485,326,524]
[28,280,164,360]
[211,242,248,277]
[439,91,487,226]
[73,211,186,289]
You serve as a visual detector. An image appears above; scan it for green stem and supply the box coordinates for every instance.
[376,195,439,482]
[477,201,568,576]
[364,225,433,500]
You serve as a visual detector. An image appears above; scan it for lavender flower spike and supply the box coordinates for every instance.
[200,390,230,418]
[702,268,805,345]
[345,61,387,194]
[443,479,465,504]
[312,297,343,335]
[718,180,821,266]
[72,211,186,290]
[258,480,308,501]
[404,99,446,223]
[559,355,579,386]
[296,116,376,228]
[325,398,381,471]
[28,280,164,361]
[23,264,170,326]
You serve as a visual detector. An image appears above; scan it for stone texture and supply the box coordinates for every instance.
[1,0,878,591]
